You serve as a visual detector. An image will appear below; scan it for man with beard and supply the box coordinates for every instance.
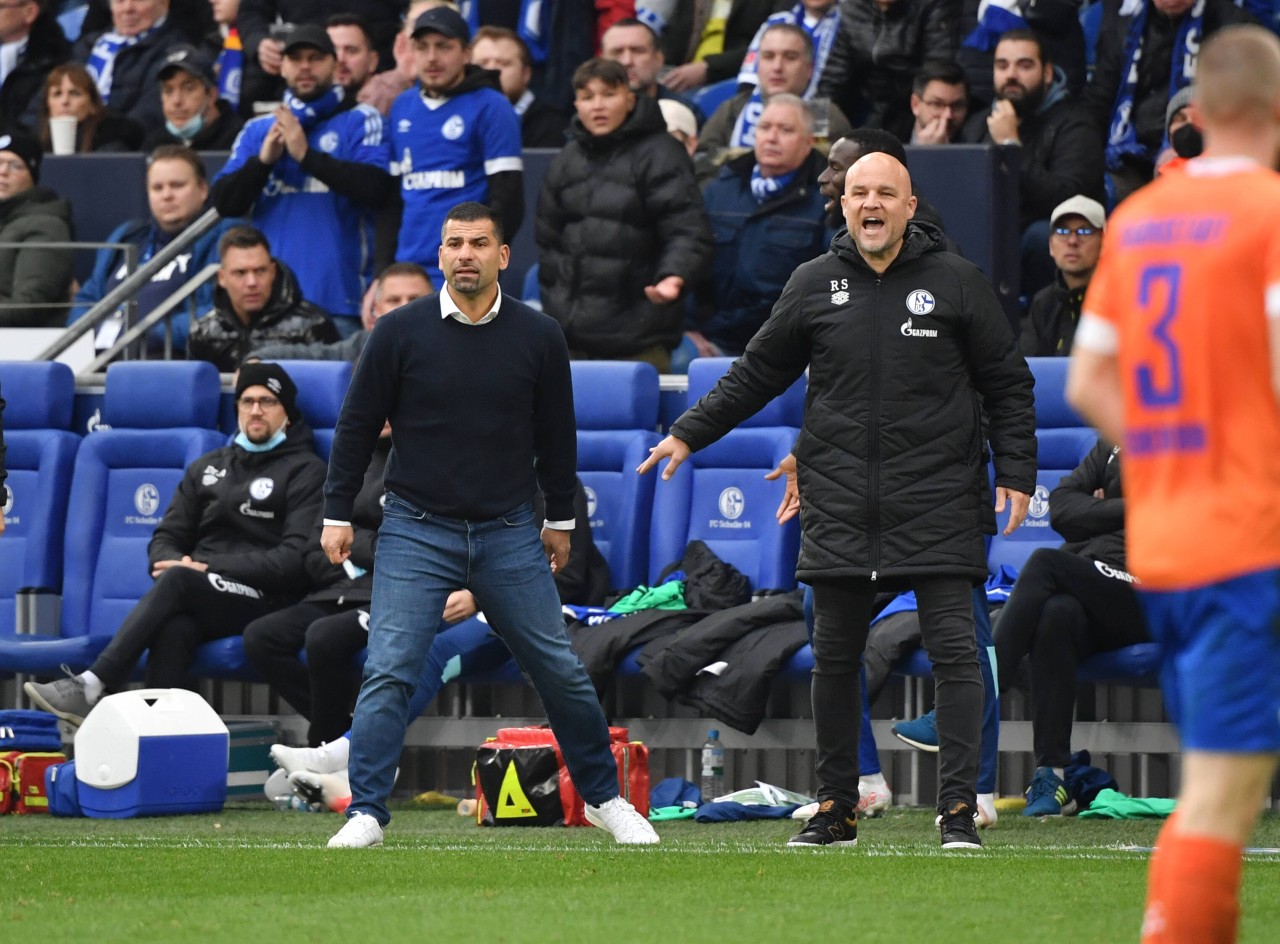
[25,363,326,725]
[640,152,1036,851]
[326,14,379,98]
[212,24,395,334]
[962,29,1103,297]
[388,7,524,292]
[816,130,952,242]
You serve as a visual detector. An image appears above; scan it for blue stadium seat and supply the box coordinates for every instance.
[0,362,226,675]
[692,78,740,117]
[521,262,541,309]
[0,362,79,639]
[648,426,801,592]
[684,357,806,427]
[572,361,661,592]
[270,360,353,461]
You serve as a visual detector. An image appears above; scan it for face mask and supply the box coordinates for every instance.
[1170,124,1203,159]
[234,427,287,452]
[165,111,205,141]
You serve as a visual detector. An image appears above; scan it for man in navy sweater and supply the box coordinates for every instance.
[320,201,658,849]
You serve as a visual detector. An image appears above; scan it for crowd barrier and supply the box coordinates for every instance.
[38,144,1023,331]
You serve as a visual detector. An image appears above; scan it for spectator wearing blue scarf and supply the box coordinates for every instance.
[73,0,182,129]
[678,94,827,370]
[1079,0,1257,202]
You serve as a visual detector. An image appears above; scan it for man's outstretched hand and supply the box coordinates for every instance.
[637,435,692,480]
[764,453,799,523]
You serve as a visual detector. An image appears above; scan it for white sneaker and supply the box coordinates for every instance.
[270,739,349,776]
[583,797,660,845]
[327,812,383,848]
[290,769,352,813]
[856,781,893,818]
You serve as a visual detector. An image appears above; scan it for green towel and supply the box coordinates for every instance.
[649,805,699,821]
[609,582,687,613]
[1078,788,1177,819]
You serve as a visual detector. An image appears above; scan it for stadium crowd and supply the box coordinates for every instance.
[5,0,1272,861]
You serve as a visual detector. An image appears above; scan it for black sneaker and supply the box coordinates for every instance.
[939,802,983,850]
[787,799,858,847]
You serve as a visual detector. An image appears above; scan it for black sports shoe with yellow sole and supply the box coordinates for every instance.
[787,799,858,847]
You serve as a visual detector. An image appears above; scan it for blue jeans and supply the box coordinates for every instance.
[346,493,620,825]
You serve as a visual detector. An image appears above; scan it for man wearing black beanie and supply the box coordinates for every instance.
[0,131,73,327]
[25,363,327,724]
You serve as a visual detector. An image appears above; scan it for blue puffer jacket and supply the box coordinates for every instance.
[693,149,829,355]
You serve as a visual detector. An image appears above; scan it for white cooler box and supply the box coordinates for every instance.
[74,689,229,818]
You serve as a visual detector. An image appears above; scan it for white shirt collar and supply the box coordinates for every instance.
[0,37,28,86]
[440,282,503,325]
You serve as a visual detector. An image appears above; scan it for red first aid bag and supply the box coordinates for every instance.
[474,725,648,827]
[0,751,67,814]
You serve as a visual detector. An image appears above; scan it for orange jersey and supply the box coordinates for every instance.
[1080,157,1280,590]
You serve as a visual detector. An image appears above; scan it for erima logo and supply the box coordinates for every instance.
[249,477,274,500]
[134,484,160,516]
[201,466,226,487]
[584,485,598,518]
[397,118,411,133]
[900,317,938,338]
[718,487,744,520]
[442,115,465,140]
[906,289,936,314]
[266,377,282,394]
[831,290,849,305]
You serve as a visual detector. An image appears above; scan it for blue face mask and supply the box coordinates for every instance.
[234,427,287,452]
[165,111,205,141]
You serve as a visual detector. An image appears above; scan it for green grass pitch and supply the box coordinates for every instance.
[4,805,1280,943]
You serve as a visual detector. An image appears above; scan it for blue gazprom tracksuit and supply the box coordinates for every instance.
[215,104,390,318]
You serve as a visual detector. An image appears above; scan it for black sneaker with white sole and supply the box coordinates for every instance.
[939,802,984,850]
[787,799,858,847]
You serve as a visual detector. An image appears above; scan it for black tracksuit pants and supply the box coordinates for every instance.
[90,566,279,691]
[993,547,1149,769]
[242,601,367,745]
[811,575,981,814]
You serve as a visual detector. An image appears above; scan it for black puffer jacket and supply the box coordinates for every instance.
[536,94,712,357]
[961,72,1105,227]
[671,223,1037,583]
[188,259,338,371]
[148,418,326,595]
[73,17,182,129]
[0,12,71,132]
[0,186,74,327]
[818,0,958,141]
[1049,439,1125,569]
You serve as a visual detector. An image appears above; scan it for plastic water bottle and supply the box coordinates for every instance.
[700,729,725,802]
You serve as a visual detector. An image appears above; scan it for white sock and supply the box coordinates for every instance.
[78,671,104,703]
[977,792,995,808]
[859,772,888,791]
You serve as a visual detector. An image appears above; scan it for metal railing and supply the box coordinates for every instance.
[34,207,224,366]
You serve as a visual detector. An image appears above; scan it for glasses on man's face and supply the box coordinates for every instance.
[922,99,965,113]
[0,158,28,174]
[237,395,281,412]
[1052,226,1099,239]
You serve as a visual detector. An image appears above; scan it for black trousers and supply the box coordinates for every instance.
[811,575,981,813]
[91,566,278,691]
[993,548,1149,769]
[242,602,367,746]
